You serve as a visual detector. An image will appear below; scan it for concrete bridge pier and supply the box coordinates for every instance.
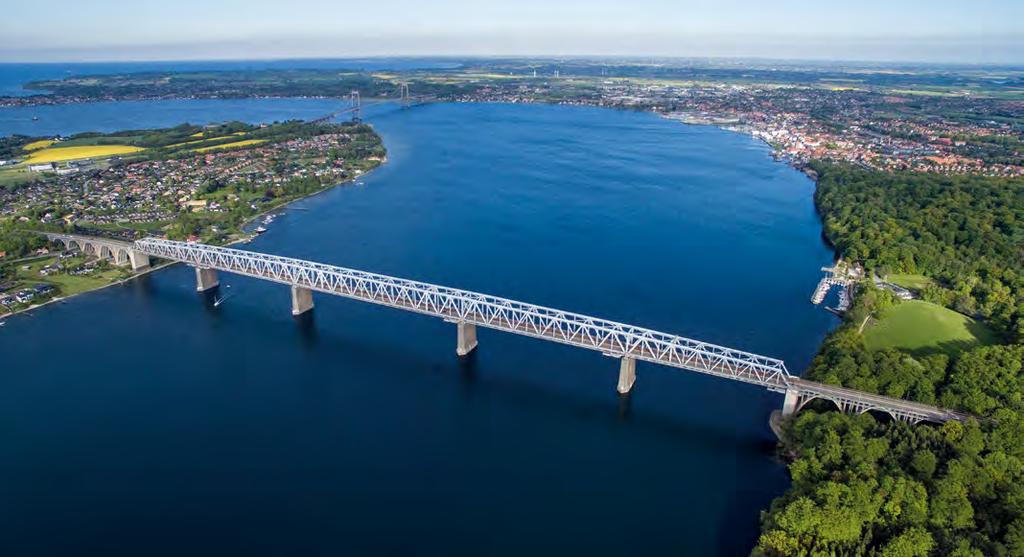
[781,388,801,417]
[128,250,150,271]
[617,356,637,394]
[291,286,314,316]
[194,267,219,292]
[456,322,478,356]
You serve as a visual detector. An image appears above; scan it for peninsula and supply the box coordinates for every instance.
[0,119,385,314]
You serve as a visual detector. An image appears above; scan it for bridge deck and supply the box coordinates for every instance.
[46,235,968,424]
[791,378,969,422]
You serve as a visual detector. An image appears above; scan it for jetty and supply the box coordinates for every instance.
[811,261,861,312]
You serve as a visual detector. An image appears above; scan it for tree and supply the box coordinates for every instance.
[879,527,934,557]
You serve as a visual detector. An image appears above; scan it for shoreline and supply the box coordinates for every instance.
[658,112,821,183]
[1,260,176,321]
[2,159,387,322]
[234,162,382,239]
[3,90,818,181]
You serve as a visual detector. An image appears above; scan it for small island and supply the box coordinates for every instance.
[0,119,385,314]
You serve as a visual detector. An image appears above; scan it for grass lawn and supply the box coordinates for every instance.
[886,273,934,290]
[83,220,174,233]
[863,300,999,357]
[0,167,38,188]
[166,135,237,148]
[28,270,125,296]
[192,139,266,153]
[12,256,130,297]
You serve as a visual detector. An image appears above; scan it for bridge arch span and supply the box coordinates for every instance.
[39,232,151,271]
[795,394,844,416]
[860,407,898,423]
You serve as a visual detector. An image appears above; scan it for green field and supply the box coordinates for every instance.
[886,273,934,290]
[0,167,37,188]
[862,300,998,356]
[192,139,267,153]
[11,256,129,297]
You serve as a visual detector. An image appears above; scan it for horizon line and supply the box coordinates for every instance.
[2,54,1024,68]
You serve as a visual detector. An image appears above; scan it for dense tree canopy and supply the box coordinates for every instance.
[755,292,1024,556]
[0,221,47,258]
[813,163,1023,340]
[755,165,1024,556]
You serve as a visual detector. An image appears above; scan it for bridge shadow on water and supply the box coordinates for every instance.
[293,310,319,348]
[140,270,789,455]
[128,255,790,556]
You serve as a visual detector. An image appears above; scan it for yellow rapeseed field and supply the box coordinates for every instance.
[23,139,56,151]
[193,139,267,153]
[26,145,144,163]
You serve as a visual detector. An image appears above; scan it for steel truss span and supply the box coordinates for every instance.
[132,237,968,425]
[137,238,791,387]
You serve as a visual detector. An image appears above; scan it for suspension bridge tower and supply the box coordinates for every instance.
[399,83,411,108]
[349,90,361,122]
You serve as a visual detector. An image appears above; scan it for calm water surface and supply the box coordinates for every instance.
[0,99,836,555]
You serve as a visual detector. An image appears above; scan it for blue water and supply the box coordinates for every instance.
[0,98,349,136]
[0,58,462,97]
[0,99,836,555]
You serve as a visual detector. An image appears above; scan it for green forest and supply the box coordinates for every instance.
[813,164,1023,341]
[755,165,1024,556]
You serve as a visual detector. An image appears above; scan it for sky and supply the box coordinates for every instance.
[2,0,1022,64]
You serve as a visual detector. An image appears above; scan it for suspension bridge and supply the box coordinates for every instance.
[42,232,970,426]
[310,83,435,124]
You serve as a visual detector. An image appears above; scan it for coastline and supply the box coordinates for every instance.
[1,260,176,321]
[659,113,842,447]
[2,158,386,322]
[659,111,821,183]
[234,161,383,238]
[4,88,821,183]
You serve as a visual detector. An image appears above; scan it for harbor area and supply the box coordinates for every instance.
[810,260,863,313]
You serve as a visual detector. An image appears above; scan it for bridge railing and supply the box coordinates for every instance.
[135,238,792,388]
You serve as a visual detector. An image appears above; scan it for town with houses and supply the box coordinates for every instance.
[427,69,1024,177]
[1,64,1021,316]
[0,121,384,314]
[2,129,379,229]
[4,63,1022,178]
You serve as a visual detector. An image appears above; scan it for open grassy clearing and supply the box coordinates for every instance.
[26,145,144,163]
[82,220,174,234]
[885,88,964,97]
[10,256,129,297]
[862,299,998,357]
[192,139,266,153]
[166,135,238,148]
[0,167,38,188]
[886,273,934,290]
[27,269,125,296]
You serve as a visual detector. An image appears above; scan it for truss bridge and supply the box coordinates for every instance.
[44,233,971,425]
